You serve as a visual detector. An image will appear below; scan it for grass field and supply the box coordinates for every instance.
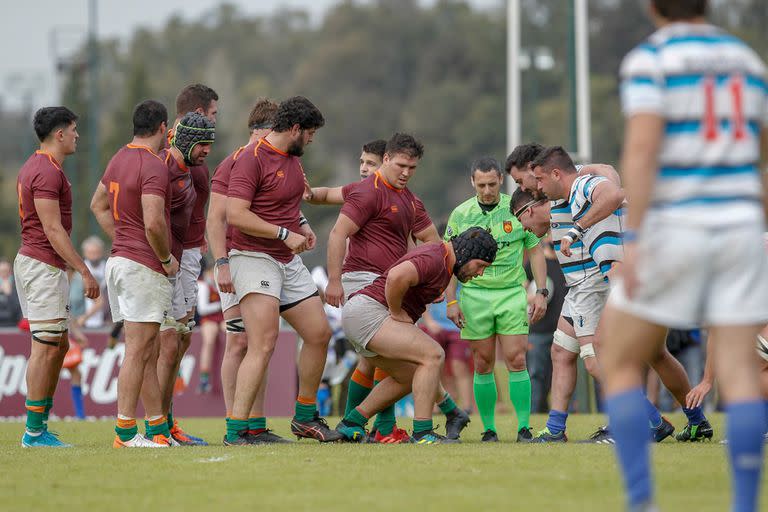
[1,413,765,512]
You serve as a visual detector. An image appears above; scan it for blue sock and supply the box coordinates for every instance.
[71,385,85,419]
[545,410,568,435]
[726,400,766,512]
[643,396,662,429]
[682,406,705,425]
[764,401,768,432]
[605,388,653,507]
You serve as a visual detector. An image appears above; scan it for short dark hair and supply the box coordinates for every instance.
[362,139,387,159]
[133,100,168,137]
[471,156,501,177]
[33,107,78,142]
[531,146,577,174]
[505,143,545,174]
[510,187,537,216]
[652,0,707,20]
[385,133,424,159]
[272,96,325,133]
[175,84,218,117]
[247,98,278,131]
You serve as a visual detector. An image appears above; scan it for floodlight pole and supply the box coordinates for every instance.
[506,0,521,195]
[574,0,592,163]
[88,0,100,238]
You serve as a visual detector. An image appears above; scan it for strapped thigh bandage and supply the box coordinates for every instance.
[225,317,245,334]
[30,319,68,346]
[553,329,579,354]
[579,343,596,360]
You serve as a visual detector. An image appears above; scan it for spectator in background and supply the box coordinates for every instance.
[77,236,107,329]
[0,258,22,327]
[524,236,566,413]
[422,298,474,412]
[197,261,224,394]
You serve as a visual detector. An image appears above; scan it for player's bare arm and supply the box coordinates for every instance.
[414,223,441,244]
[90,182,115,240]
[141,193,178,276]
[226,196,307,254]
[306,185,344,205]
[326,213,360,307]
[384,260,419,323]
[578,163,621,186]
[526,241,548,323]
[206,191,233,293]
[298,210,316,250]
[35,197,99,299]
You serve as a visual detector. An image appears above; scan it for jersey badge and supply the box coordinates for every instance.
[503,220,512,233]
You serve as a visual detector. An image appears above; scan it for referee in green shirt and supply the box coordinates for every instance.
[444,157,548,442]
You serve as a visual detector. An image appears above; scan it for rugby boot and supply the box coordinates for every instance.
[113,433,167,448]
[530,427,567,443]
[578,425,615,444]
[335,419,367,443]
[291,412,344,442]
[248,429,293,444]
[517,427,534,443]
[373,427,412,444]
[675,419,713,442]
[444,407,470,440]
[411,430,459,444]
[651,416,675,442]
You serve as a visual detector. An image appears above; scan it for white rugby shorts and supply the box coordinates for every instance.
[13,254,70,321]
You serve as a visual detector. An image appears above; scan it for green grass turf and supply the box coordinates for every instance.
[1,413,765,511]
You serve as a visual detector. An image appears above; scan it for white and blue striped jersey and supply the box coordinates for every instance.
[620,23,768,227]
[550,198,600,288]
[569,174,625,277]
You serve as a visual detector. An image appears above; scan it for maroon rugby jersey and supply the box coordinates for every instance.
[210,146,246,251]
[101,144,171,274]
[357,242,453,323]
[184,163,210,249]
[340,171,431,275]
[17,151,72,270]
[228,139,305,263]
[165,151,196,261]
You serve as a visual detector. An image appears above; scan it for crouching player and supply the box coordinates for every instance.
[336,227,497,443]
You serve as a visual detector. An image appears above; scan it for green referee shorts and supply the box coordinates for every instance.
[459,285,529,340]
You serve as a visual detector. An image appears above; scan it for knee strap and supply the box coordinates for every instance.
[757,335,768,362]
[579,342,596,360]
[553,329,579,354]
[225,317,245,333]
[30,319,68,346]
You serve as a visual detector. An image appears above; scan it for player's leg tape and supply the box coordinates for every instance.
[579,343,596,360]
[30,319,68,346]
[553,329,579,354]
[757,335,768,362]
[225,317,245,334]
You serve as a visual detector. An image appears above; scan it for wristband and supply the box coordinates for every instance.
[623,230,638,243]
[160,255,172,265]
[299,215,309,227]
[277,226,289,241]
[446,300,458,306]
[563,223,585,243]
[215,257,229,267]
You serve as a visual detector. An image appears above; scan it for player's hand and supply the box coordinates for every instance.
[302,175,314,201]
[163,255,180,276]
[389,309,412,324]
[447,303,466,329]
[619,242,639,299]
[299,223,317,250]
[283,231,308,254]
[607,261,622,283]
[560,237,573,257]
[325,279,345,308]
[685,379,713,409]
[82,270,100,299]
[529,293,547,323]
[215,263,235,294]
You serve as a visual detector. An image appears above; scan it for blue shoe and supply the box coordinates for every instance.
[170,421,209,446]
[412,430,457,444]
[651,416,675,443]
[335,420,367,443]
[531,427,567,443]
[21,431,72,448]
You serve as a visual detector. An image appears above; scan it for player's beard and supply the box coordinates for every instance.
[287,140,305,157]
